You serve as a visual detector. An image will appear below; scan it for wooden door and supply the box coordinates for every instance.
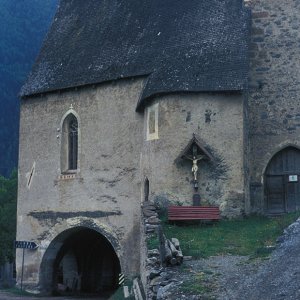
[266,175,285,213]
[265,147,300,214]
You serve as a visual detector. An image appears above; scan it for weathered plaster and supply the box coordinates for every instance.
[17,78,145,291]
[142,93,247,217]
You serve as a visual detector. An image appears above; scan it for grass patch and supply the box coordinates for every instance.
[162,211,300,258]
[147,233,159,250]
[181,271,217,299]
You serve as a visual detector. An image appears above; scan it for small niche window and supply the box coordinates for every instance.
[146,103,159,141]
[61,113,79,173]
[144,177,149,202]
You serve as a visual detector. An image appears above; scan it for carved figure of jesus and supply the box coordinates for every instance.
[190,155,205,181]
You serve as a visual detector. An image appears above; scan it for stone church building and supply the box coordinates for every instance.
[16,0,300,296]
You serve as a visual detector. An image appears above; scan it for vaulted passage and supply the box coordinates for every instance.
[40,227,120,297]
[265,147,300,214]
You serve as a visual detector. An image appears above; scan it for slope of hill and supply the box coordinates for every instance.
[0,0,58,176]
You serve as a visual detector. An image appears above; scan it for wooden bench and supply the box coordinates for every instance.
[168,205,220,221]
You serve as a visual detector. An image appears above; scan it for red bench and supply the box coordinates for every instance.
[168,205,220,221]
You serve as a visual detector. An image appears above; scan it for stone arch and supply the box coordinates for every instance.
[264,146,300,214]
[261,143,300,182]
[60,108,81,173]
[39,226,121,296]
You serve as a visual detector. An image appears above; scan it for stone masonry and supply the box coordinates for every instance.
[247,0,300,212]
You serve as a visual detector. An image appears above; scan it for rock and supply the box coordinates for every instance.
[150,276,162,286]
[142,203,157,210]
[146,224,158,230]
[147,257,159,266]
[143,209,158,217]
[148,215,160,220]
[147,216,161,225]
[160,272,172,280]
[145,224,158,233]
[159,280,173,286]
[156,282,175,300]
[148,249,160,257]
[149,268,162,279]
[152,283,160,294]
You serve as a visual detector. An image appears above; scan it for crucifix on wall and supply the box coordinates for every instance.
[186,145,206,182]
[175,134,213,193]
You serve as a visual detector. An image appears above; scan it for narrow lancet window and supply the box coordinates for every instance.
[61,112,79,173]
[68,116,78,170]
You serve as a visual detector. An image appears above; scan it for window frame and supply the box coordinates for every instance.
[60,109,80,174]
[146,103,159,141]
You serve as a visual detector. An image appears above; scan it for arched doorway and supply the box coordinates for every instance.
[265,147,300,214]
[40,227,121,297]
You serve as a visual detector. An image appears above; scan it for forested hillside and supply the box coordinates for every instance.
[0,171,17,264]
[0,0,58,176]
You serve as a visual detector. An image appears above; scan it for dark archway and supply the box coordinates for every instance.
[40,227,121,297]
[265,147,300,214]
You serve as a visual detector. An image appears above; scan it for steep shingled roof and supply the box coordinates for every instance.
[20,0,250,111]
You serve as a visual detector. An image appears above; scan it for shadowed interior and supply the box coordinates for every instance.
[40,227,121,297]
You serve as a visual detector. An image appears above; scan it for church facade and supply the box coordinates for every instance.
[16,0,300,296]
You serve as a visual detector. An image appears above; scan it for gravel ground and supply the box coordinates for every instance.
[232,218,300,300]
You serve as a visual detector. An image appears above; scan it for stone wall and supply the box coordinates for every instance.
[247,0,300,212]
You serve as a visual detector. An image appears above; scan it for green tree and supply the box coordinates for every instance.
[0,170,17,264]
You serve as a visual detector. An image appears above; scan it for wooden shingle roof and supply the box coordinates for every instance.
[20,0,250,111]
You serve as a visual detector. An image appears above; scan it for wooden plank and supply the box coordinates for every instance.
[169,211,219,216]
[169,217,220,220]
[167,205,220,221]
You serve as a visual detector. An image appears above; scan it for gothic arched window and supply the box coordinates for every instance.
[61,113,79,173]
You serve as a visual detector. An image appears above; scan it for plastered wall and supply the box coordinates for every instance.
[17,78,145,291]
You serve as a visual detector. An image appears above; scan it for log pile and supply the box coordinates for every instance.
[163,238,183,266]
[147,237,184,300]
